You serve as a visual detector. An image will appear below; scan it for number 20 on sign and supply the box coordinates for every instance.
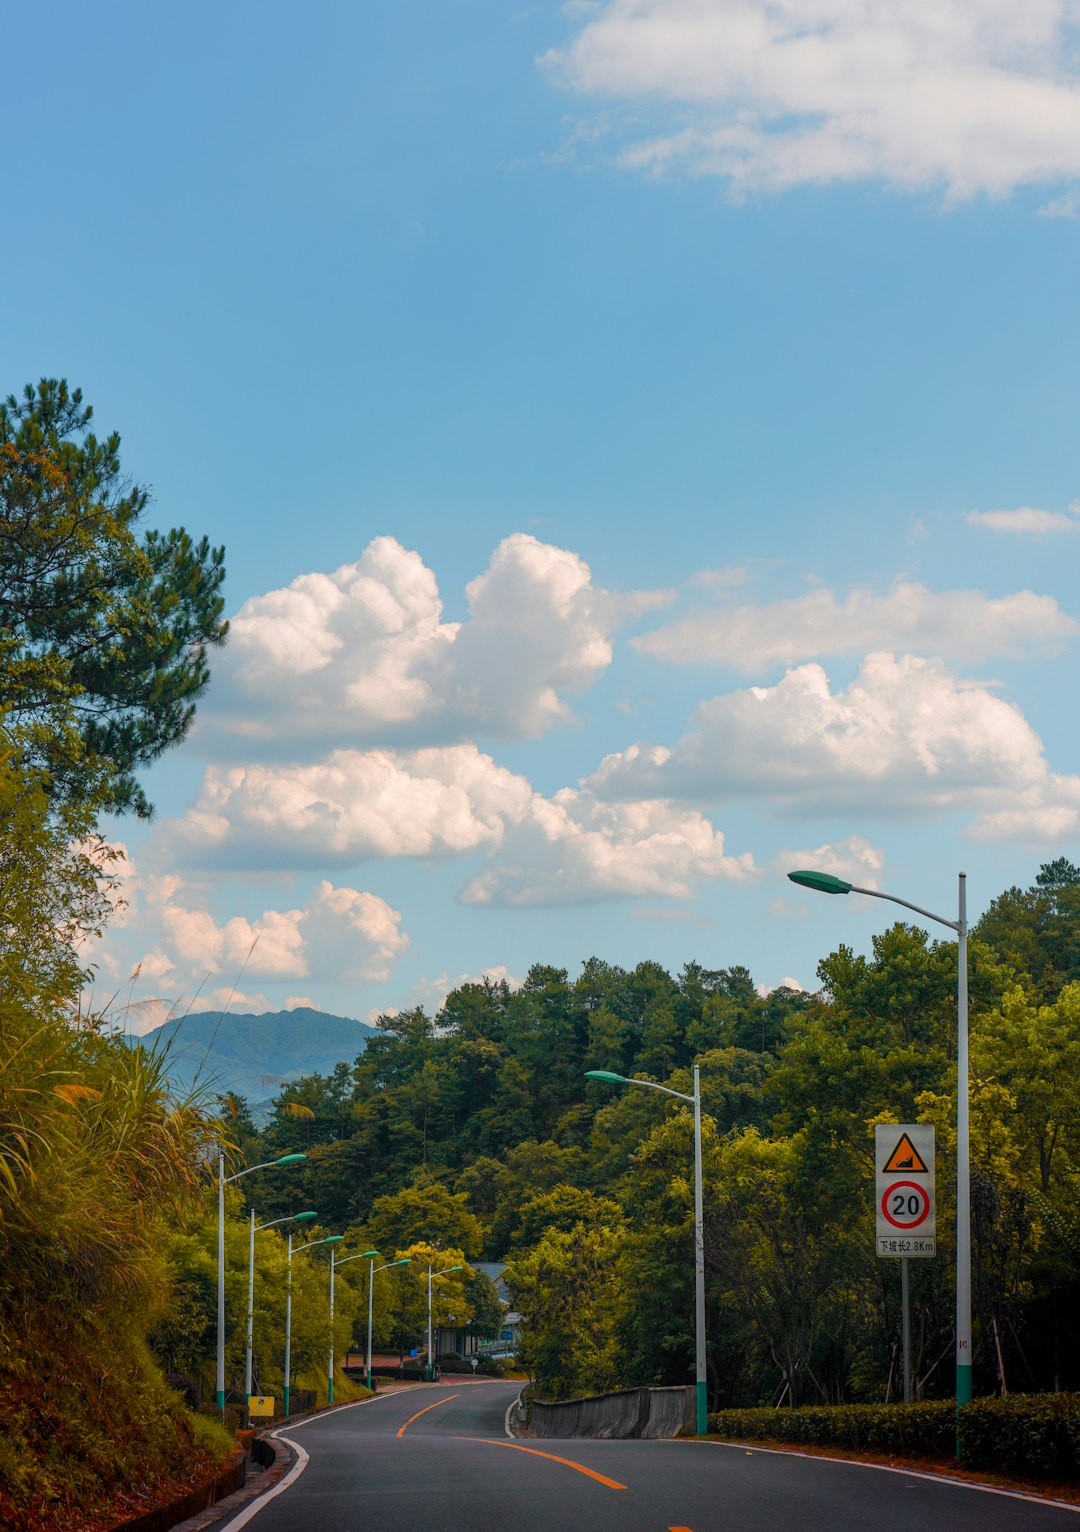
[875,1124,935,1258]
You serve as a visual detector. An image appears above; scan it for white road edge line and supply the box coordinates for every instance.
[505,1385,525,1439]
[214,1394,402,1529]
[217,1433,308,1532]
[700,1439,1080,1514]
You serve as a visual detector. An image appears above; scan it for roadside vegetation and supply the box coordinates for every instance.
[2,377,1078,1520]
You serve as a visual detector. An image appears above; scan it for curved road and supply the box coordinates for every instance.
[221,1381,1078,1532]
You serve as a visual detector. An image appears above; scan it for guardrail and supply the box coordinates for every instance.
[529,1386,695,1439]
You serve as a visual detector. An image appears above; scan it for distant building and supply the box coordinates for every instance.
[437,1259,520,1358]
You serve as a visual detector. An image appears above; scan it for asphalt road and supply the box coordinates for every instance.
[219,1381,1079,1532]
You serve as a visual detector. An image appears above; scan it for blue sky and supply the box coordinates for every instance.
[7,1,1080,1031]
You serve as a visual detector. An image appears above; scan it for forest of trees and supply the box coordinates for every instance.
[223,857,1080,1409]
[2,376,1078,1521]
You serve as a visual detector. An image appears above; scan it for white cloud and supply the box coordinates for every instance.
[1039,189,1080,218]
[632,580,1079,672]
[543,0,1080,199]
[966,503,1080,534]
[207,533,668,753]
[92,880,409,1033]
[460,789,758,905]
[176,743,755,904]
[411,965,524,1015]
[181,745,533,864]
[773,835,885,885]
[589,651,1080,837]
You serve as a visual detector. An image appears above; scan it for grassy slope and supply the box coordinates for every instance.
[0,1306,233,1531]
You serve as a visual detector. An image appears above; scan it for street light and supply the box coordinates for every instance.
[245,1210,318,1419]
[217,1151,306,1413]
[285,1233,344,1416]
[788,868,970,1426]
[427,1263,463,1380]
[586,1065,708,1436]
[333,1252,413,1390]
[326,1246,379,1404]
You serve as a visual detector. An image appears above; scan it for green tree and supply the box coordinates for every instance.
[0,379,227,816]
[369,1181,483,1259]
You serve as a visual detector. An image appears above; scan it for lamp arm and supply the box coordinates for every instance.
[624,1076,696,1105]
[853,885,959,933]
[225,1156,285,1185]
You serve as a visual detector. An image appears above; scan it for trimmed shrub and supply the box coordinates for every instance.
[708,1394,1080,1481]
[959,1394,1080,1481]
[707,1402,955,1459]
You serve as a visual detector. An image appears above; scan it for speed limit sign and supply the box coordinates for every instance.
[875,1125,936,1257]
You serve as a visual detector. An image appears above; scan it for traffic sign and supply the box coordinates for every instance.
[875,1124,935,1258]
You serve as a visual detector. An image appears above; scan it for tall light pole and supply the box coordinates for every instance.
[245,1209,317,1418]
[217,1151,306,1413]
[285,1233,344,1416]
[427,1263,463,1380]
[788,868,970,1427]
[332,1252,412,1390]
[586,1065,707,1436]
[326,1246,379,1404]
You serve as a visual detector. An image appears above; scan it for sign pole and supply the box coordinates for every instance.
[901,1257,911,1404]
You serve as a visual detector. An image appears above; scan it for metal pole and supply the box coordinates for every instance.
[245,1205,255,1419]
[693,1063,707,1435]
[427,1266,433,1382]
[366,1256,375,1390]
[284,1233,293,1417]
[328,1249,336,1405]
[216,1151,226,1413]
[956,873,971,1441]
[901,1257,911,1404]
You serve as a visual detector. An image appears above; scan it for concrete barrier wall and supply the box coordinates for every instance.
[530,1386,693,1440]
[641,1386,695,1439]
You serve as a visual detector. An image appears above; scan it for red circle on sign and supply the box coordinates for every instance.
[881,1181,930,1229]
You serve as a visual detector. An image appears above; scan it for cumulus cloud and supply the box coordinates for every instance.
[91,877,409,1033]
[772,834,885,886]
[631,580,1079,672]
[460,790,758,905]
[410,965,524,1015]
[157,881,407,984]
[175,743,756,904]
[589,651,1080,837]
[181,746,532,865]
[543,0,1080,199]
[207,533,668,753]
[966,503,1080,534]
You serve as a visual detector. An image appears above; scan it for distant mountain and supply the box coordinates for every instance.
[134,1007,379,1112]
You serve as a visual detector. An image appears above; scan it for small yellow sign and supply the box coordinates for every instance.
[248,1395,275,1417]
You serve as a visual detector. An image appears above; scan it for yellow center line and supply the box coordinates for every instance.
[459,1437,627,1490]
[396,1391,463,1437]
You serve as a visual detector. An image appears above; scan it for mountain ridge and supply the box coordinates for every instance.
[133,1006,379,1111]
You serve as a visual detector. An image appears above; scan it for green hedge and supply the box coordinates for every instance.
[707,1394,1080,1480]
[959,1393,1080,1480]
[707,1402,955,1459]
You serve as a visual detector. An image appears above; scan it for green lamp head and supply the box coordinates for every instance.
[393,1257,412,1267]
[787,870,852,895]
[293,1210,318,1223]
[275,1153,307,1166]
[585,1069,626,1084]
[360,1248,380,1258]
[323,1235,345,1245]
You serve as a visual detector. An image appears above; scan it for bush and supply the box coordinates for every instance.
[707,1402,956,1459]
[959,1394,1080,1481]
[708,1394,1080,1481]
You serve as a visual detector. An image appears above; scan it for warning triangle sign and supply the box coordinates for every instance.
[883,1132,929,1175]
